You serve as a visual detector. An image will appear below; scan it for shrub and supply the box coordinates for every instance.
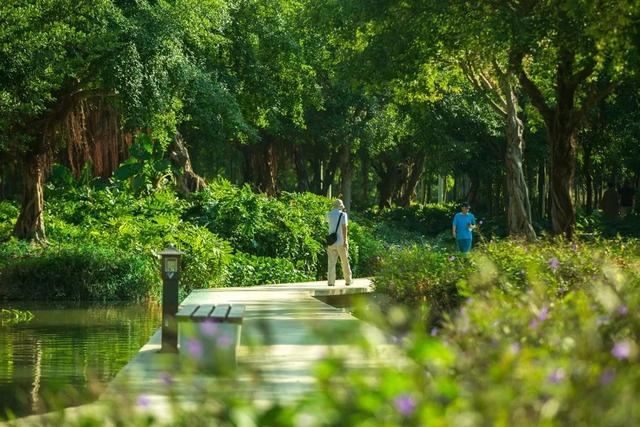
[577,211,640,238]
[187,179,329,276]
[0,201,18,241]
[374,245,471,323]
[224,252,314,287]
[0,241,157,301]
[0,186,232,302]
[372,203,457,236]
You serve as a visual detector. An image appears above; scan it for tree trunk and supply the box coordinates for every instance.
[376,161,400,208]
[537,161,546,220]
[339,143,352,212]
[13,154,46,241]
[168,133,205,195]
[361,146,370,206]
[499,73,536,240]
[548,124,577,239]
[293,144,310,192]
[396,156,425,207]
[321,149,340,196]
[311,157,322,194]
[242,134,278,195]
[583,140,593,215]
[438,175,445,203]
[468,173,479,208]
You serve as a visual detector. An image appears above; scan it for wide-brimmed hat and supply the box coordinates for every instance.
[333,199,345,210]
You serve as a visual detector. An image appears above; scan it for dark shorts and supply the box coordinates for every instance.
[457,239,472,253]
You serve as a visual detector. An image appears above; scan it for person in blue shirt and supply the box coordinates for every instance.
[452,202,476,253]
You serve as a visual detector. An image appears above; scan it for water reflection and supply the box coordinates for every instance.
[0,302,160,420]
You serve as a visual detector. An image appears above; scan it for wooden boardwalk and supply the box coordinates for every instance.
[9,279,408,425]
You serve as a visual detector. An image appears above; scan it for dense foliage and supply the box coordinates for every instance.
[1,179,430,300]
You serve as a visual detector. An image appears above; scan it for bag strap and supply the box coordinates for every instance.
[333,212,343,234]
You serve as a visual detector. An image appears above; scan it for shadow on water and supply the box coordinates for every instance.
[0,301,161,420]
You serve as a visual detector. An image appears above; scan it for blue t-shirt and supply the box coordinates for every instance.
[452,212,476,240]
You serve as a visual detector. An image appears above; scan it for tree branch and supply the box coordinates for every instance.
[460,59,507,117]
[571,60,596,87]
[573,82,617,127]
[511,50,553,123]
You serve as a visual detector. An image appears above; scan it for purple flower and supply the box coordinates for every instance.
[600,368,616,385]
[448,255,456,262]
[478,220,484,225]
[509,343,521,355]
[393,394,417,416]
[529,319,540,330]
[430,327,439,337]
[159,372,173,386]
[186,339,204,359]
[137,394,151,408]
[217,334,233,348]
[200,319,218,336]
[530,306,549,330]
[612,341,632,360]
[548,257,560,271]
[538,306,549,322]
[548,368,566,384]
[617,305,629,316]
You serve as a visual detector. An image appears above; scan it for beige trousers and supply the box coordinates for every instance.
[327,244,352,285]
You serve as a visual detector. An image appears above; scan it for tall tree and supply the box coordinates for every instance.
[0,0,230,240]
[502,0,639,238]
[0,0,122,240]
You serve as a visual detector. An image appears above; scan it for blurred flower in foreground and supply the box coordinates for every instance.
[159,372,173,386]
[548,368,566,384]
[548,257,560,271]
[186,339,203,359]
[200,320,218,336]
[217,334,233,348]
[612,341,632,360]
[509,343,521,355]
[617,305,628,316]
[393,394,417,416]
[600,368,616,385]
[430,327,439,336]
[137,394,151,408]
[530,305,549,330]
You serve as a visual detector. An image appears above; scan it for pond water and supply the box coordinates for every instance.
[0,302,160,420]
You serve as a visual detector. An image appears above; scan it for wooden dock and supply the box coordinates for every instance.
[9,279,409,425]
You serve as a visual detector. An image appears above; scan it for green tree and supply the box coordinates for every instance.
[0,0,122,240]
[504,0,640,238]
[0,0,231,240]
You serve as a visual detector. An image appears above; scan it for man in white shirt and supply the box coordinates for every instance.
[326,198,352,286]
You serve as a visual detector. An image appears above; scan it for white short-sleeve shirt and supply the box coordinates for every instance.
[326,209,348,245]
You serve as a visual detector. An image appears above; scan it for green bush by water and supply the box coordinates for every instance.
[0,241,156,301]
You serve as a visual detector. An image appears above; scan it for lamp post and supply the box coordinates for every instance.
[158,244,185,353]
